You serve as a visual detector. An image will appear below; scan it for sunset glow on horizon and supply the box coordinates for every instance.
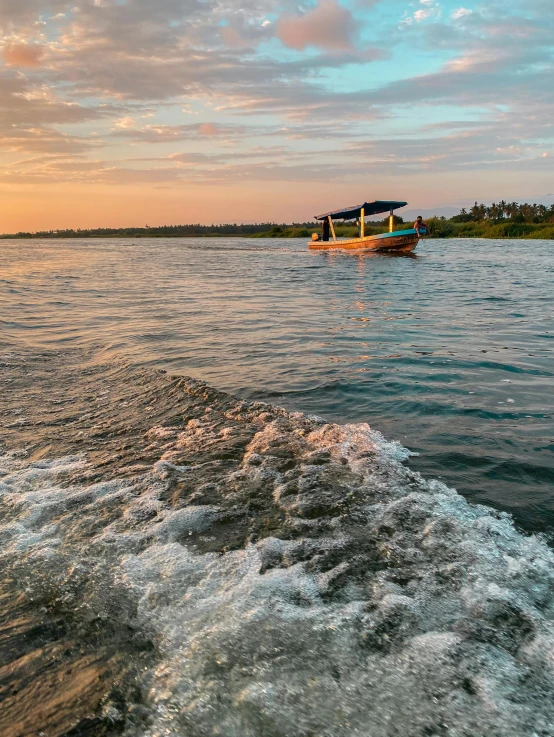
[1,0,553,231]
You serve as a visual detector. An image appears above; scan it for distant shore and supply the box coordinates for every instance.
[3,220,554,240]
[3,200,554,240]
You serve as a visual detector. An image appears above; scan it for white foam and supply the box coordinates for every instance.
[2,417,554,737]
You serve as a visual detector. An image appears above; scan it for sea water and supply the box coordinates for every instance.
[1,236,552,530]
[1,237,554,736]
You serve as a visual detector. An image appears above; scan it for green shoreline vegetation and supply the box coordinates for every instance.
[3,201,554,240]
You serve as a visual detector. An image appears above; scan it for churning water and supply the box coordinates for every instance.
[1,237,554,736]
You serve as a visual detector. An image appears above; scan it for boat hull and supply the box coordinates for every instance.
[308,229,419,252]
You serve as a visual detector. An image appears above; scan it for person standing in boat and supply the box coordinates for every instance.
[414,216,429,237]
[322,219,330,242]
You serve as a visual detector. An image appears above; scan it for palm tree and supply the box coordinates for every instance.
[470,202,487,220]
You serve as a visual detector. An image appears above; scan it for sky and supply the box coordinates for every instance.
[0,0,553,230]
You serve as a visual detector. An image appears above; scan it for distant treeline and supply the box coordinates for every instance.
[425,200,554,240]
[2,201,554,240]
[0,223,316,239]
[452,201,554,223]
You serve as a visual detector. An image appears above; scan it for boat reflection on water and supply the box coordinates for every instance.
[317,249,420,265]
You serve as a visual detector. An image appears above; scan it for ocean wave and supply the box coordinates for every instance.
[2,363,554,736]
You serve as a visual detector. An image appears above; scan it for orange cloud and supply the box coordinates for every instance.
[3,43,45,68]
[277,1,356,53]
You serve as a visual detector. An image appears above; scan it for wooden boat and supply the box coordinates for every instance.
[308,200,420,252]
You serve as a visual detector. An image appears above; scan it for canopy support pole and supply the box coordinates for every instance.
[360,207,365,239]
[328,216,337,242]
[389,209,394,233]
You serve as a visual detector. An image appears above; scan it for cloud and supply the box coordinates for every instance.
[198,122,225,136]
[1,0,378,109]
[111,121,247,143]
[219,11,274,50]
[0,0,68,22]
[451,7,473,20]
[0,74,107,160]
[0,127,97,154]
[413,9,431,21]
[400,0,441,26]
[220,26,252,49]
[1,0,554,202]
[277,1,356,52]
[114,116,136,129]
[3,42,45,67]
[0,76,104,127]
[168,152,213,164]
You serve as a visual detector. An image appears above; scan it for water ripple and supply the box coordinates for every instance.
[1,236,553,531]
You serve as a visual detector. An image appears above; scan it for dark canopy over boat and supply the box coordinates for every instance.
[315,200,408,221]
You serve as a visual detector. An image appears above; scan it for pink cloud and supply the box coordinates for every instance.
[3,42,45,68]
[198,123,222,136]
[277,0,356,53]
